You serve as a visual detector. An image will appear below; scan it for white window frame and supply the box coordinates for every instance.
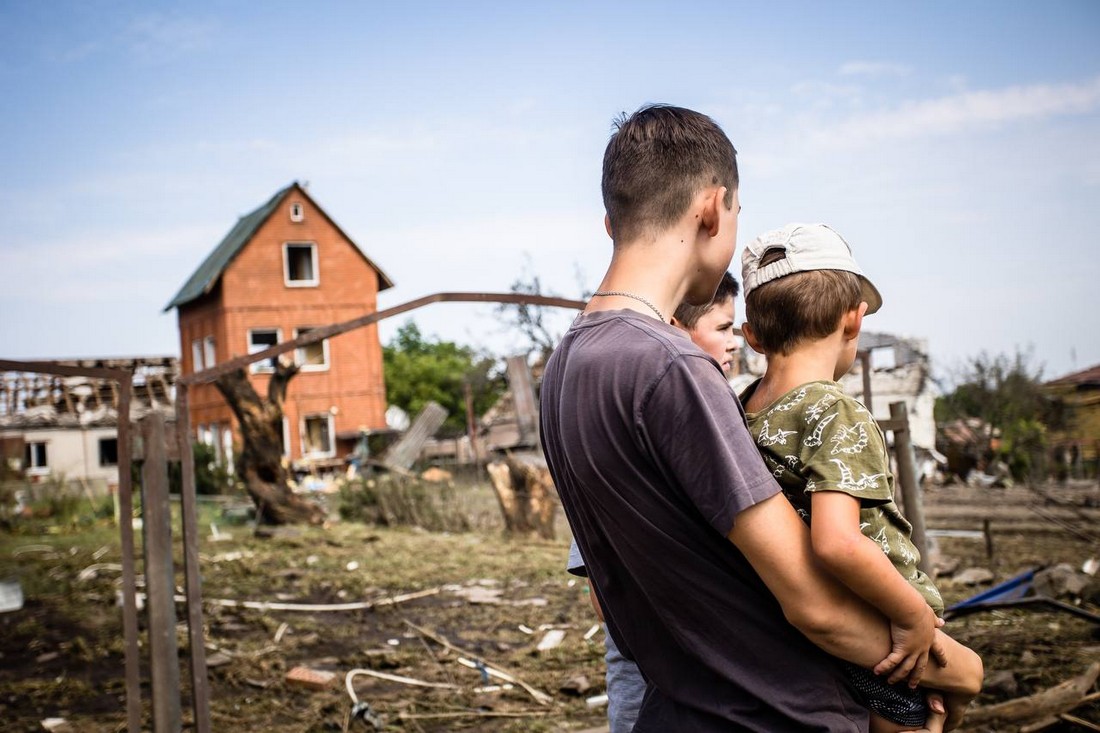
[191,339,204,372]
[300,412,335,459]
[289,202,304,222]
[281,418,290,458]
[294,327,330,371]
[25,440,48,475]
[203,336,216,368]
[248,328,282,373]
[283,242,319,287]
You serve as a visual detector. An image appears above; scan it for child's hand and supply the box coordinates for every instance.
[873,605,941,687]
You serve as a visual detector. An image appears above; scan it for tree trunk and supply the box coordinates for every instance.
[214,361,325,525]
[486,453,557,539]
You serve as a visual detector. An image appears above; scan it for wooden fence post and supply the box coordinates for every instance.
[889,402,931,575]
[141,411,182,732]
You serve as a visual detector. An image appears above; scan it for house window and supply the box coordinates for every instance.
[203,336,216,368]
[248,328,281,373]
[281,418,290,458]
[191,339,204,372]
[99,438,118,467]
[25,441,48,474]
[289,202,304,222]
[295,327,329,370]
[301,413,334,457]
[284,243,318,286]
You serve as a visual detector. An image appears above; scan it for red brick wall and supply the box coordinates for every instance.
[176,188,389,461]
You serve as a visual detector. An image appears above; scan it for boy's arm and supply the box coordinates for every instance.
[728,491,982,696]
[811,490,941,684]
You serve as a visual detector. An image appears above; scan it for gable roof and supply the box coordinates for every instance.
[165,182,393,311]
[1045,363,1100,388]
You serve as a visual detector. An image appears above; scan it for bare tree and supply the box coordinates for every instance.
[214,359,325,525]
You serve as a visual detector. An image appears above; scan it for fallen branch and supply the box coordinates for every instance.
[403,619,553,705]
[963,662,1099,730]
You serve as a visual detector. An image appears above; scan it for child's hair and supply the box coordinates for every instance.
[744,249,862,355]
[602,104,738,245]
[673,272,740,329]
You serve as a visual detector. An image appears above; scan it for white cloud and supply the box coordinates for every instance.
[839,61,910,77]
[818,75,1100,144]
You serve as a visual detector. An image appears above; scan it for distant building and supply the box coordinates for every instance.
[165,182,393,467]
[1042,363,1100,478]
[0,357,177,493]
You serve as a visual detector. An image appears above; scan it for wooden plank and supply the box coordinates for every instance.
[381,401,448,471]
[506,356,539,447]
[116,380,143,733]
[141,412,182,732]
[175,386,211,733]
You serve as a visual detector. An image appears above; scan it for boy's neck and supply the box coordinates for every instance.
[748,336,845,412]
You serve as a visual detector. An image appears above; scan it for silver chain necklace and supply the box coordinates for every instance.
[590,290,666,322]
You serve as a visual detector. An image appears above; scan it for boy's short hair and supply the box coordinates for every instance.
[602,104,738,245]
[742,223,881,356]
[673,271,740,329]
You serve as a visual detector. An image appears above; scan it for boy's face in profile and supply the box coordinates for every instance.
[686,296,739,374]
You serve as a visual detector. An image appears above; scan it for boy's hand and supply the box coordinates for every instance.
[873,604,941,686]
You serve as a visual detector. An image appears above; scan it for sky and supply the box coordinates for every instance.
[1,1,1098,385]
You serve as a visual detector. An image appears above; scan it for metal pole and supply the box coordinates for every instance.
[141,411,182,732]
[859,350,873,413]
[176,385,211,733]
[889,401,930,575]
[116,378,143,733]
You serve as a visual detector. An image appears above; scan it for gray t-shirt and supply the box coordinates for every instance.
[540,310,869,732]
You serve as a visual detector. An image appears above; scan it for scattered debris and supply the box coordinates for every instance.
[40,718,73,732]
[963,662,1099,730]
[273,622,289,644]
[983,670,1020,698]
[344,667,459,690]
[585,693,609,708]
[0,578,23,613]
[535,629,565,652]
[204,652,232,668]
[285,666,336,691]
[143,586,442,613]
[559,675,592,696]
[583,623,600,641]
[952,567,995,586]
[1032,563,1090,599]
[419,467,453,483]
[346,561,360,571]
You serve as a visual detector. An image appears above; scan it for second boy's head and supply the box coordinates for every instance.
[740,223,881,365]
[673,271,741,375]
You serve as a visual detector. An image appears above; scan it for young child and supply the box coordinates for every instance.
[739,223,958,731]
[566,271,741,733]
[541,104,980,731]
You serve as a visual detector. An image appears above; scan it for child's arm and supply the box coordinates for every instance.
[811,490,941,685]
[728,491,982,698]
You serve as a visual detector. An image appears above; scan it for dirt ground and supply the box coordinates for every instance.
[1,477,1098,732]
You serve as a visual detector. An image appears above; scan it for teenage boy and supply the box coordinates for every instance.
[539,104,982,731]
[566,271,742,733]
[739,223,974,731]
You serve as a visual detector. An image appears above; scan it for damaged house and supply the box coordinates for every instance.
[1042,362,1100,478]
[0,357,177,494]
[166,182,395,469]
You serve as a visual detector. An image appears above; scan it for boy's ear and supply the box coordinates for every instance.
[604,214,613,239]
[741,321,762,353]
[843,302,869,340]
[698,186,727,238]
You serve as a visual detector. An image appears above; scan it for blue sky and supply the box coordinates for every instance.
[2,1,1098,383]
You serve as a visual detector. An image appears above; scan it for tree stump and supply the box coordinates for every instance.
[487,453,557,540]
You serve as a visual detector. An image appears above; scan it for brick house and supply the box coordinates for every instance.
[166,182,393,466]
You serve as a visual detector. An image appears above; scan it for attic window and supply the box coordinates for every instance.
[290,202,304,222]
[284,243,318,286]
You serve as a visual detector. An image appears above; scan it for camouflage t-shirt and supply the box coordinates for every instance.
[741,380,943,614]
